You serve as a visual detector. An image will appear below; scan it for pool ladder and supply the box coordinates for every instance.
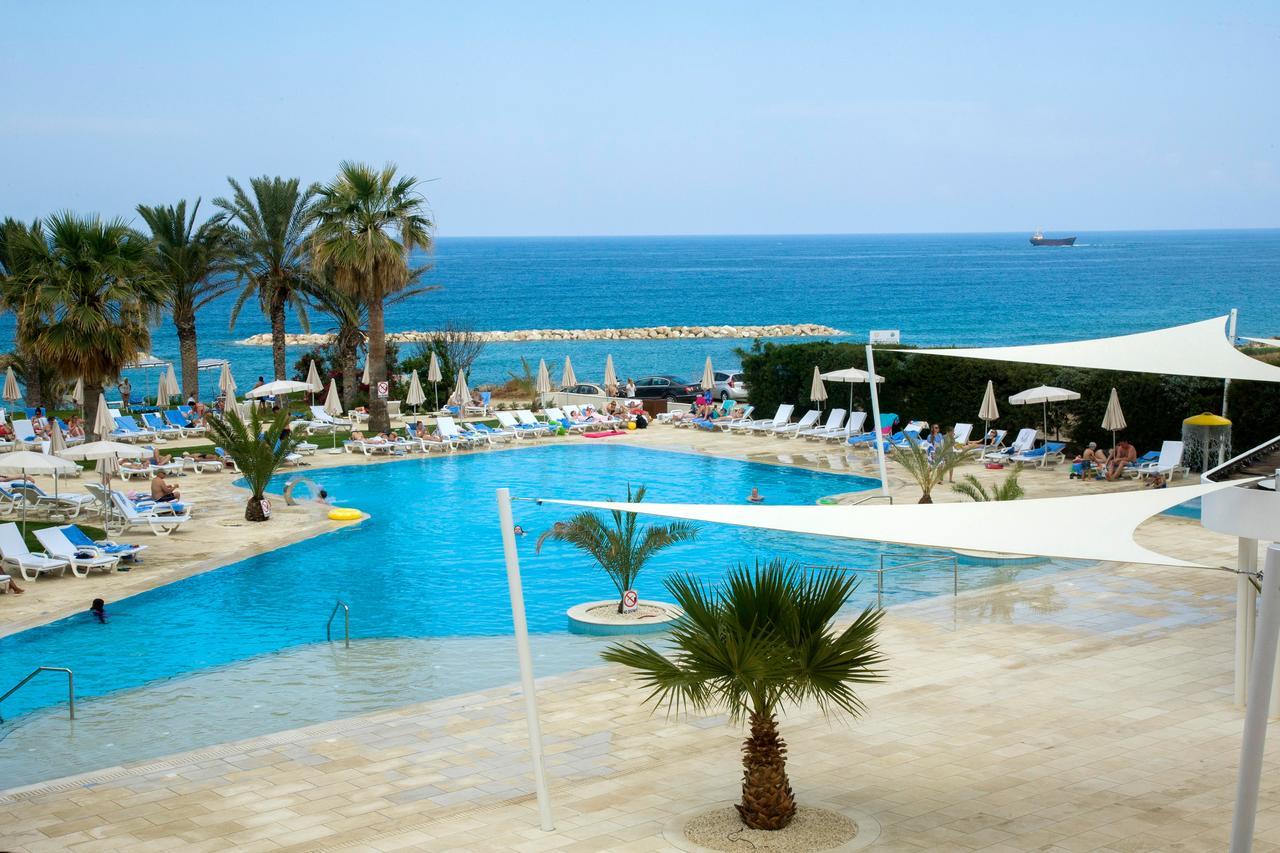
[327,600,350,648]
[0,666,74,724]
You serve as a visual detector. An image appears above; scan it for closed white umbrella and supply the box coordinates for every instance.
[699,356,715,391]
[0,450,78,534]
[92,392,115,440]
[47,422,68,497]
[809,366,828,411]
[535,358,552,408]
[361,356,371,386]
[560,357,577,389]
[1101,387,1127,454]
[156,367,177,407]
[427,351,443,411]
[406,370,426,410]
[603,355,618,396]
[71,377,84,410]
[218,361,237,399]
[2,367,20,405]
[453,370,470,409]
[979,380,1000,445]
[305,360,323,396]
[820,365,884,411]
[323,378,343,453]
[1009,385,1080,441]
[164,363,180,401]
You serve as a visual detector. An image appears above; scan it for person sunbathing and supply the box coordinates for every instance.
[67,417,86,438]
[150,471,181,502]
[2,574,23,594]
[148,447,172,466]
[1106,441,1137,481]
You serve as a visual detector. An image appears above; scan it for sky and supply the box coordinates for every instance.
[2,2,1277,236]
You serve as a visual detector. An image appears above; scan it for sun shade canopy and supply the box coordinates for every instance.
[540,478,1256,568]
[910,317,1280,383]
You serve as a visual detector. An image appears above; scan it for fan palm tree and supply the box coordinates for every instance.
[952,465,1025,502]
[205,406,296,521]
[22,213,163,438]
[0,218,48,407]
[215,176,318,380]
[310,161,433,433]
[537,484,697,612]
[136,199,235,399]
[891,435,975,503]
[603,560,885,830]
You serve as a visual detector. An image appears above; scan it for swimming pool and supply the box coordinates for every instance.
[0,444,1084,787]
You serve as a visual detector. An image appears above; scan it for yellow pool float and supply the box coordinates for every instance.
[328,507,363,521]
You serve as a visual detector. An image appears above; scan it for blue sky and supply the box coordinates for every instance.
[2,2,1277,235]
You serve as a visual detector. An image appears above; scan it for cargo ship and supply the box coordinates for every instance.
[1030,229,1076,247]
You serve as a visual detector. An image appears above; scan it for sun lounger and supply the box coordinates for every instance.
[465,391,492,416]
[1009,441,1067,467]
[0,522,71,581]
[102,489,192,536]
[0,482,96,519]
[800,409,847,440]
[34,527,119,576]
[544,407,590,433]
[495,411,543,438]
[515,410,553,435]
[141,412,184,440]
[1135,440,1189,480]
[470,422,517,443]
[165,409,206,436]
[10,419,43,449]
[713,404,755,430]
[61,524,147,560]
[736,404,795,434]
[952,423,974,445]
[984,428,1037,462]
[437,416,486,449]
[309,406,352,429]
[53,418,85,446]
[772,409,822,437]
[212,447,240,472]
[112,415,157,442]
[821,410,867,443]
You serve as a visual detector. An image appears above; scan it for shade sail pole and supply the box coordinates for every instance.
[865,345,890,498]
[496,488,554,831]
[1231,541,1280,852]
[1223,308,1238,419]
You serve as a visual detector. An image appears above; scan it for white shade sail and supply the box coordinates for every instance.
[3,367,20,403]
[323,379,343,418]
[912,316,1280,383]
[305,360,323,393]
[979,380,1000,422]
[426,351,442,383]
[246,379,311,399]
[603,355,618,391]
[699,357,715,391]
[809,366,828,402]
[542,478,1256,569]
[560,357,577,389]
[405,370,426,407]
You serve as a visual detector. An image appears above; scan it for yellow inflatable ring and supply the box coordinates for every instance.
[328,508,363,521]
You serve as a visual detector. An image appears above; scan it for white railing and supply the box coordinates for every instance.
[1199,434,1280,540]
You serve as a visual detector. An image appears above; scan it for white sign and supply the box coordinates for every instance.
[376,381,389,399]
[622,589,639,613]
[869,329,901,345]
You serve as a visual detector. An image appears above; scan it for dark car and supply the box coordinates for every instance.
[632,375,701,403]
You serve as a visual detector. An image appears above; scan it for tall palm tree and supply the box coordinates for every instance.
[537,485,697,612]
[136,199,234,399]
[603,560,885,830]
[23,213,163,438]
[310,161,433,433]
[0,218,47,407]
[215,176,318,380]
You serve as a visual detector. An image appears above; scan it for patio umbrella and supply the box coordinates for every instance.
[246,379,311,399]
[699,356,715,391]
[60,440,147,529]
[809,366,828,411]
[47,422,67,497]
[979,380,1000,445]
[535,358,552,408]
[164,364,180,402]
[0,450,78,535]
[560,357,576,389]
[323,378,343,452]
[1009,384,1080,441]
[454,370,470,409]
[156,366,178,407]
[361,357,371,386]
[820,366,884,411]
[3,367,20,406]
[405,370,426,412]
[218,362,237,401]
[305,360,323,403]
[426,351,442,411]
[92,392,115,440]
[603,355,618,396]
[71,377,84,413]
[1101,387,1127,454]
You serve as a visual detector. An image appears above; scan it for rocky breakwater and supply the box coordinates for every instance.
[236,323,845,346]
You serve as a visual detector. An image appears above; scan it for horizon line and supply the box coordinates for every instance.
[433,226,1280,240]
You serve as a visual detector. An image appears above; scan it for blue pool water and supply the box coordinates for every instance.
[0,445,1087,785]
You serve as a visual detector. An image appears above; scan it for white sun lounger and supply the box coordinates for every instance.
[309,406,352,429]
[984,428,1037,462]
[0,482,96,519]
[10,420,43,450]
[496,411,542,438]
[0,522,71,581]
[516,410,553,434]
[952,423,974,445]
[1135,440,1189,480]
[437,416,485,449]
[34,526,119,576]
[824,410,867,443]
[736,404,795,434]
[771,409,821,437]
[800,409,847,440]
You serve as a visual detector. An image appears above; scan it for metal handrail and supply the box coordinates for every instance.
[850,494,894,505]
[1201,433,1280,483]
[327,600,350,648]
[804,552,959,608]
[0,666,74,723]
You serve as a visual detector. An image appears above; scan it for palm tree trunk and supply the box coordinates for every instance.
[918,491,933,504]
[245,494,270,522]
[736,713,796,830]
[21,347,42,409]
[366,297,389,433]
[174,307,200,401]
[338,325,360,411]
[85,381,104,440]
[270,290,287,380]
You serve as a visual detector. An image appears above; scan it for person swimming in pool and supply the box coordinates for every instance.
[748,488,765,503]
[90,598,107,623]
[514,525,526,536]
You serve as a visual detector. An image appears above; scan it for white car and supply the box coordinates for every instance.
[713,371,749,402]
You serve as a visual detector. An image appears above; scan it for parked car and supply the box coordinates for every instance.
[561,383,607,396]
[713,370,748,401]
[631,375,701,403]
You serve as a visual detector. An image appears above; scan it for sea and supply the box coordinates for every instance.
[3,230,1279,401]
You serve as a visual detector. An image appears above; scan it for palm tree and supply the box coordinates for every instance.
[205,407,296,521]
[310,161,433,433]
[0,218,48,407]
[136,199,235,399]
[891,436,975,503]
[537,485,697,612]
[23,213,163,438]
[215,176,318,380]
[603,560,885,830]
[952,465,1025,502]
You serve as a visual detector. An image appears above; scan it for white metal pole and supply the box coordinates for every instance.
[496,487,554,831]
[1237,537,1259,706]
[865,346,890,499]
[1223,308,1238,419]
[1230,542,1280,852]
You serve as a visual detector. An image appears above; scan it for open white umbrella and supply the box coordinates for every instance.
[406,370,426,411]
[92,392,115,440]
[0,450,78,534]
[603,355,618,396]
[218,362,237,402]
[426,351,443,411]
[820,366,884,411]
[1101,387,1127,454]
[979,380,1000,445]
[1009,384,1080,441]
[809,366,828,411]
[305,360,323,401]
[560,357,577,389]
[3,367,20,405]
[60,439,147,528]
[699,356,715,391]
[246,379,311,399]
[453,370,470,409]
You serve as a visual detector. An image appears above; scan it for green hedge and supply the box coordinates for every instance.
[738,340,1280,455]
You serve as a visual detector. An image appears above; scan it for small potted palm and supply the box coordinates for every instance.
[603,559,884,837]
[206,407,297,521]
[891,434,975,503]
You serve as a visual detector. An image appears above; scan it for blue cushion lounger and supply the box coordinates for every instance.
[61,524,147,560]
